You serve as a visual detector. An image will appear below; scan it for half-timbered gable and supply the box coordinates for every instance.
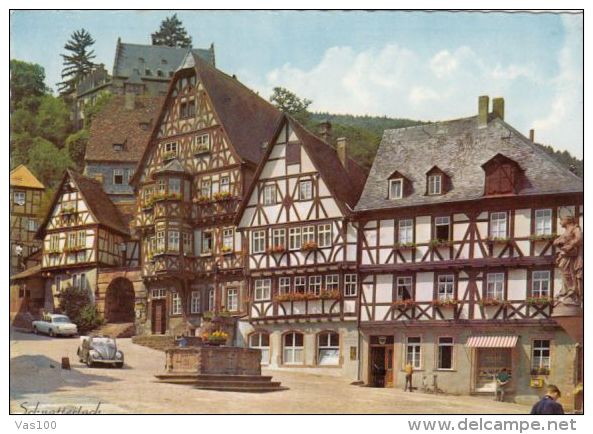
[236,116,367,376]
[354,96,583,401]
[36,170,130,306]
[10,165,45,275]
[130,53,283,335]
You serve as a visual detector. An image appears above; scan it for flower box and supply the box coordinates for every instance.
[47,249,61,255]
[478,298,502,307]
[203,330,229,344]
[213,191,233,201]
[429,239,453,248]
[300,241,319,252]
[221,246,233,255]
[529,233,557,242]
[392,299,416,309]
[319,289,342,300]
[194,144,210,156]
[530,367,550,376]
[202,311,214,321]
[394,242,416,250]
[526,297,553,306]
[274,292,317,302]
[432,298,459,307]
[193,195,212,204]
[63,246,85,254]
[162,151,177,161]
[266,245,286,254]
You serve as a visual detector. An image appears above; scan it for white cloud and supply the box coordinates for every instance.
[532,15,583,157]
[241,25,582,157]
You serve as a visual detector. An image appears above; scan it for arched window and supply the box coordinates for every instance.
[283,332,304,365]
[249,332,270,365]
[318,331,339,365]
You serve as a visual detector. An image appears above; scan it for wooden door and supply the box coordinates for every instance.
[151,300,166,334]
[385,347,394,387]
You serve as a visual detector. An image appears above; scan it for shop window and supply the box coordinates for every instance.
[318,331,339,365]
[283,332,304,365]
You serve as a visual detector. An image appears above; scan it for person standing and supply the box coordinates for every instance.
[495,368,510,401]
[404,362,414,392]
[530,385,565,414]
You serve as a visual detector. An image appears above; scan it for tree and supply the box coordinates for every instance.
[65,129,89,168]
[27,137,73,188]
[151,14,192,48]
[57,29,96,95]
[35,95,71,146]
[10,60,47,111]
[269,87,313,124]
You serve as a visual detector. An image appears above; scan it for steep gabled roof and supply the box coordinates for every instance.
[355,115,583,211]
[112,41,215,79]
[288,117,367,209]
[236,115,368,223]
[131,54,284,187]
[85,95,164,163]
[37,170,129,238]
[193,54,284,165]
[10,165,45,189]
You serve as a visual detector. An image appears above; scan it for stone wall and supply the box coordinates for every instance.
[165,346,261,376]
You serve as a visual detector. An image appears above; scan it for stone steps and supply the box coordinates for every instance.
[155,373,286,392]
[93,322,135,338]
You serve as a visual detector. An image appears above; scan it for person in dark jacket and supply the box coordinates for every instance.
[530,385,565,415]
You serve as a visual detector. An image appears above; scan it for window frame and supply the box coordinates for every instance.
[113,168,124,185]
[398,219,414,244]
[171,292,183,316]
[283,332,304,365]
[396,276,413,301]
[309,275,322,295]
[298,180,313,201]
[531,339,551,371]
[254,278,271,301]
[252,230,266,254]
[226,288,239,312]
[344,274,357,297]
[437,274,455,301]
[249,332,271,365]
[437,336,454,370]
[405,336,422,369]
[289,227,302,251]
[434,216,451,241]
[317,223,333,248]
[317,331,340,366]
[279,277,291,294]
[531,270,551,298]
[489,211,508,238]
[428,174,442,195]
[534,209,553,236]
[190,290,201,314]
[271,228,286,249]
[389,178,403,199]
[294,276,306,294]
[262,184,277,205]
[14,191,26,206]
[485,272,505,300]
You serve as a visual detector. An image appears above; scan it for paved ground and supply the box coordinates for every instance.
[10,329,532,414]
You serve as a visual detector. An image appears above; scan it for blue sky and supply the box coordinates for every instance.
[10,10,583,157]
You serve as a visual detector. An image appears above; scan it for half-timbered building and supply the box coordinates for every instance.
[35,170,140,322]
[130,53,283,336]
[236,117,367,377]
[354,96,583,406]
[10,165,45,275]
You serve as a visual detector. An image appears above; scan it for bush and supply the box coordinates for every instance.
[57,285,102,333]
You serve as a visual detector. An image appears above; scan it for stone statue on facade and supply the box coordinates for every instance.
[553,216,583,308]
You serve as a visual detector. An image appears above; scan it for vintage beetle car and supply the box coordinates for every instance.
[32,314,78,337]
[77,336,124,368]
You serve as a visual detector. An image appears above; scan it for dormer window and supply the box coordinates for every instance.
[428,175,441,195]
[113,143,123,152]
[482,153,524,196]
[162,142,178,160]
[389,178,403,199]
[426,166,449,196]
[387,170,410,199]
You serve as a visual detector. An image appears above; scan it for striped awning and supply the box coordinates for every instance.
[466,335,518,348]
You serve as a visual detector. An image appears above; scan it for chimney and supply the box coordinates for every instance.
[492,97,505,120]
[529,129,535,142]
[318,120,332,143]
[336,137,347,168]
[478,95,489,128]
[125,91,135,110]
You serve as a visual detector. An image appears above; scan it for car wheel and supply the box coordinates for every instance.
[49,329,55,337]
[33,327,38,335]
[86,357,94,368]
[115,363,124,369]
